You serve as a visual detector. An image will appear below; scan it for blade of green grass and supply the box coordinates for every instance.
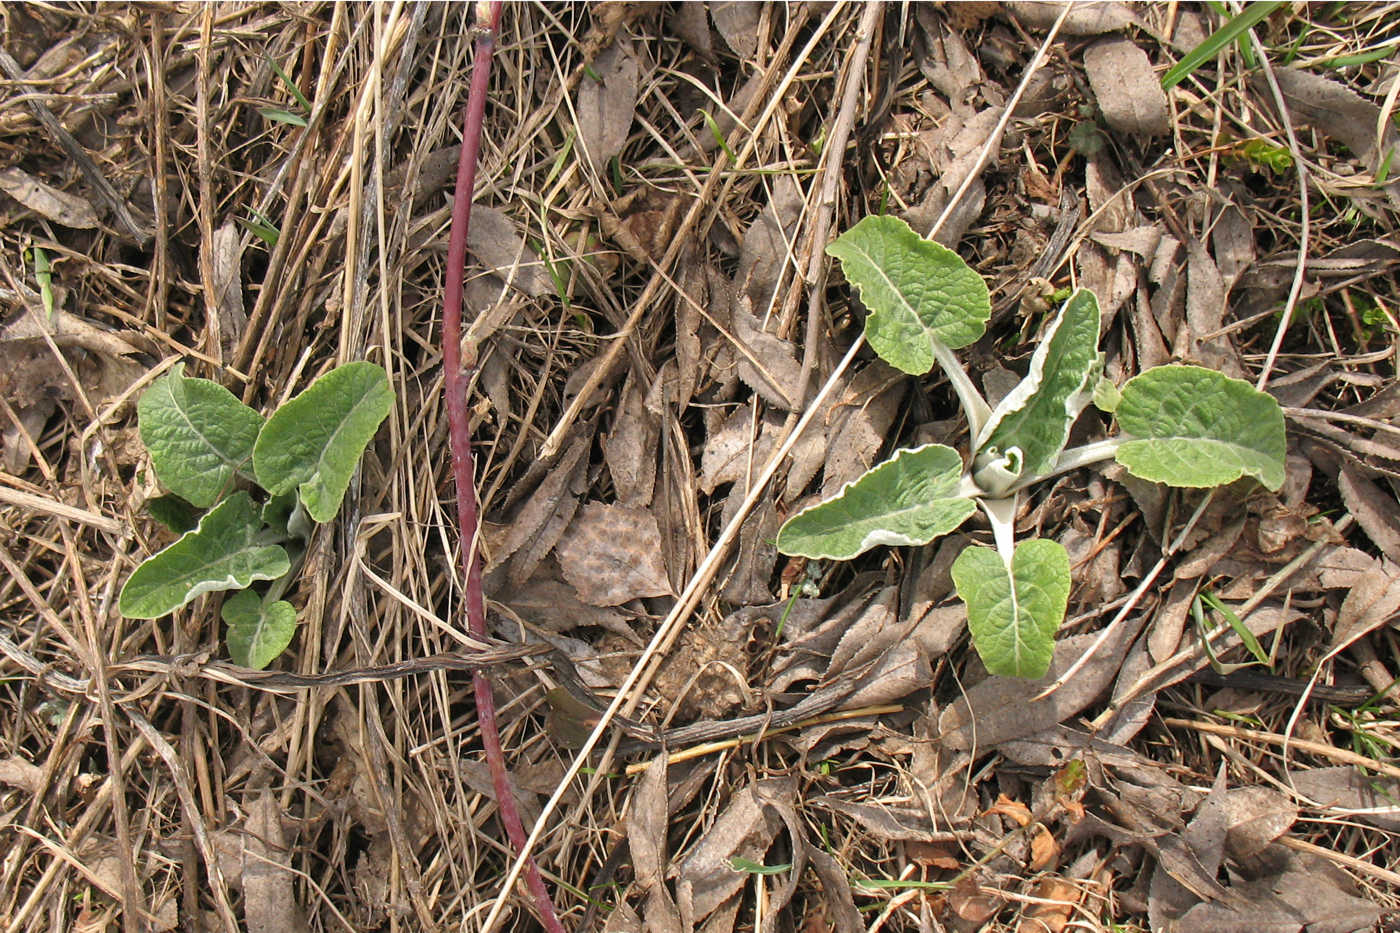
[728,857,791,875]
[1162,1,1286,89]
[259,108,308,127]
[266,56,312,112]
[1198,589,1271,669]
[1318,44,1397,68]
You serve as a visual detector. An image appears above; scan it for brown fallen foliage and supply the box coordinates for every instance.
[0,3,1398,930]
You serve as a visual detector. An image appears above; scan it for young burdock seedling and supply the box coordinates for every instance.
[776,216,1286,678]
[119,362,393,669]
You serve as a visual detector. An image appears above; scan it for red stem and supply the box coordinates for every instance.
[442,4,564,929]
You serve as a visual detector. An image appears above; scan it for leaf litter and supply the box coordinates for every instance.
[2,3,1399,931]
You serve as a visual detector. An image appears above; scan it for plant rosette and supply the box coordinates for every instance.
[119,361,393,669]
[776,216,1285,678]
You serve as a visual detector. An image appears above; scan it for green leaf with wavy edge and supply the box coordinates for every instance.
[826,215,991,374]
[138,364,264,508]
[253,362,394,522]
[776,444,976,560]
[222,589,297,670]
[976,289,1101,477]
[1114,365,1285,491]
[952,539,1070,679]
[119,492,289,619]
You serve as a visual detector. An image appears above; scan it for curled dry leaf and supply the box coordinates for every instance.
[0,166,100,228]
[699,402,783,495]
[627,755,683,933]
[732,304,805,411]
[676,777,795,923]
[576,38,640,174]
[466,206,551,298]
[709,1,761,59]
[938,628,1138,752]
[1007,1,1140,35]
[1338,463,1400,564]
[1083,38,1170,138]
[1289,767,1400,831]
[206,221,247,362]
[554,501,674,606]
[604,374,659,507]
[243,789,307,933]
[0,756,44,794]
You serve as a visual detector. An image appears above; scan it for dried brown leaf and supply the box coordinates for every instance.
[914,11,985,102]
[670,3,713,60]
[1020,878,1080,933]
[902,107,999,247]
[709,1,760,59]
[1211,200,1255,290]
[1218,786,1297,860]
[485,429,590,574]
[808,796,943,843]
[0,166,100,227]
[555,502,674,606]
[467,206,551,298]
[503,563,629,634]
[732,304,805,411]
[0,756,43,794]
[736,175,803,309]
[719,487,778,605]
[1083,39,1170,138]
[208,221,247,361]
[576,38,640,173]
[1333,559,1400,651]
[938,629,1136,751]
[628,755,683,933]
[1288,767,1400,831]
[604,374,659,507]
[1268,67,1400,179]
[676,777,794,923]
[819,361,906,498]
[950,875,1001,924]
[243,790,306,933]
[699,402,782,495]
[801,844,862,933]
[1181,239,1241,376]
[1338,463,1400,564]
[1007,1,1139,35]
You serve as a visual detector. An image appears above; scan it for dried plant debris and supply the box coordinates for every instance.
[3,3,1399,930]
[1083,38,1171,138]
[576,38,642,175]
[554,501,675,606]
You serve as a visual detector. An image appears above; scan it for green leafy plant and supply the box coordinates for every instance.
[776,216,1286,678]
[119,362,393,669]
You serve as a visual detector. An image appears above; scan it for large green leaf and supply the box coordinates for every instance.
[826,215,991,373]
[253,362,394,522]
[222,589,297,670]
[976,289,1101,478]
[952,539,1070,679]
[138,364,264,508]
[119,492,290,619]
[776,444,976,560]
[1115,365,1285,491]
